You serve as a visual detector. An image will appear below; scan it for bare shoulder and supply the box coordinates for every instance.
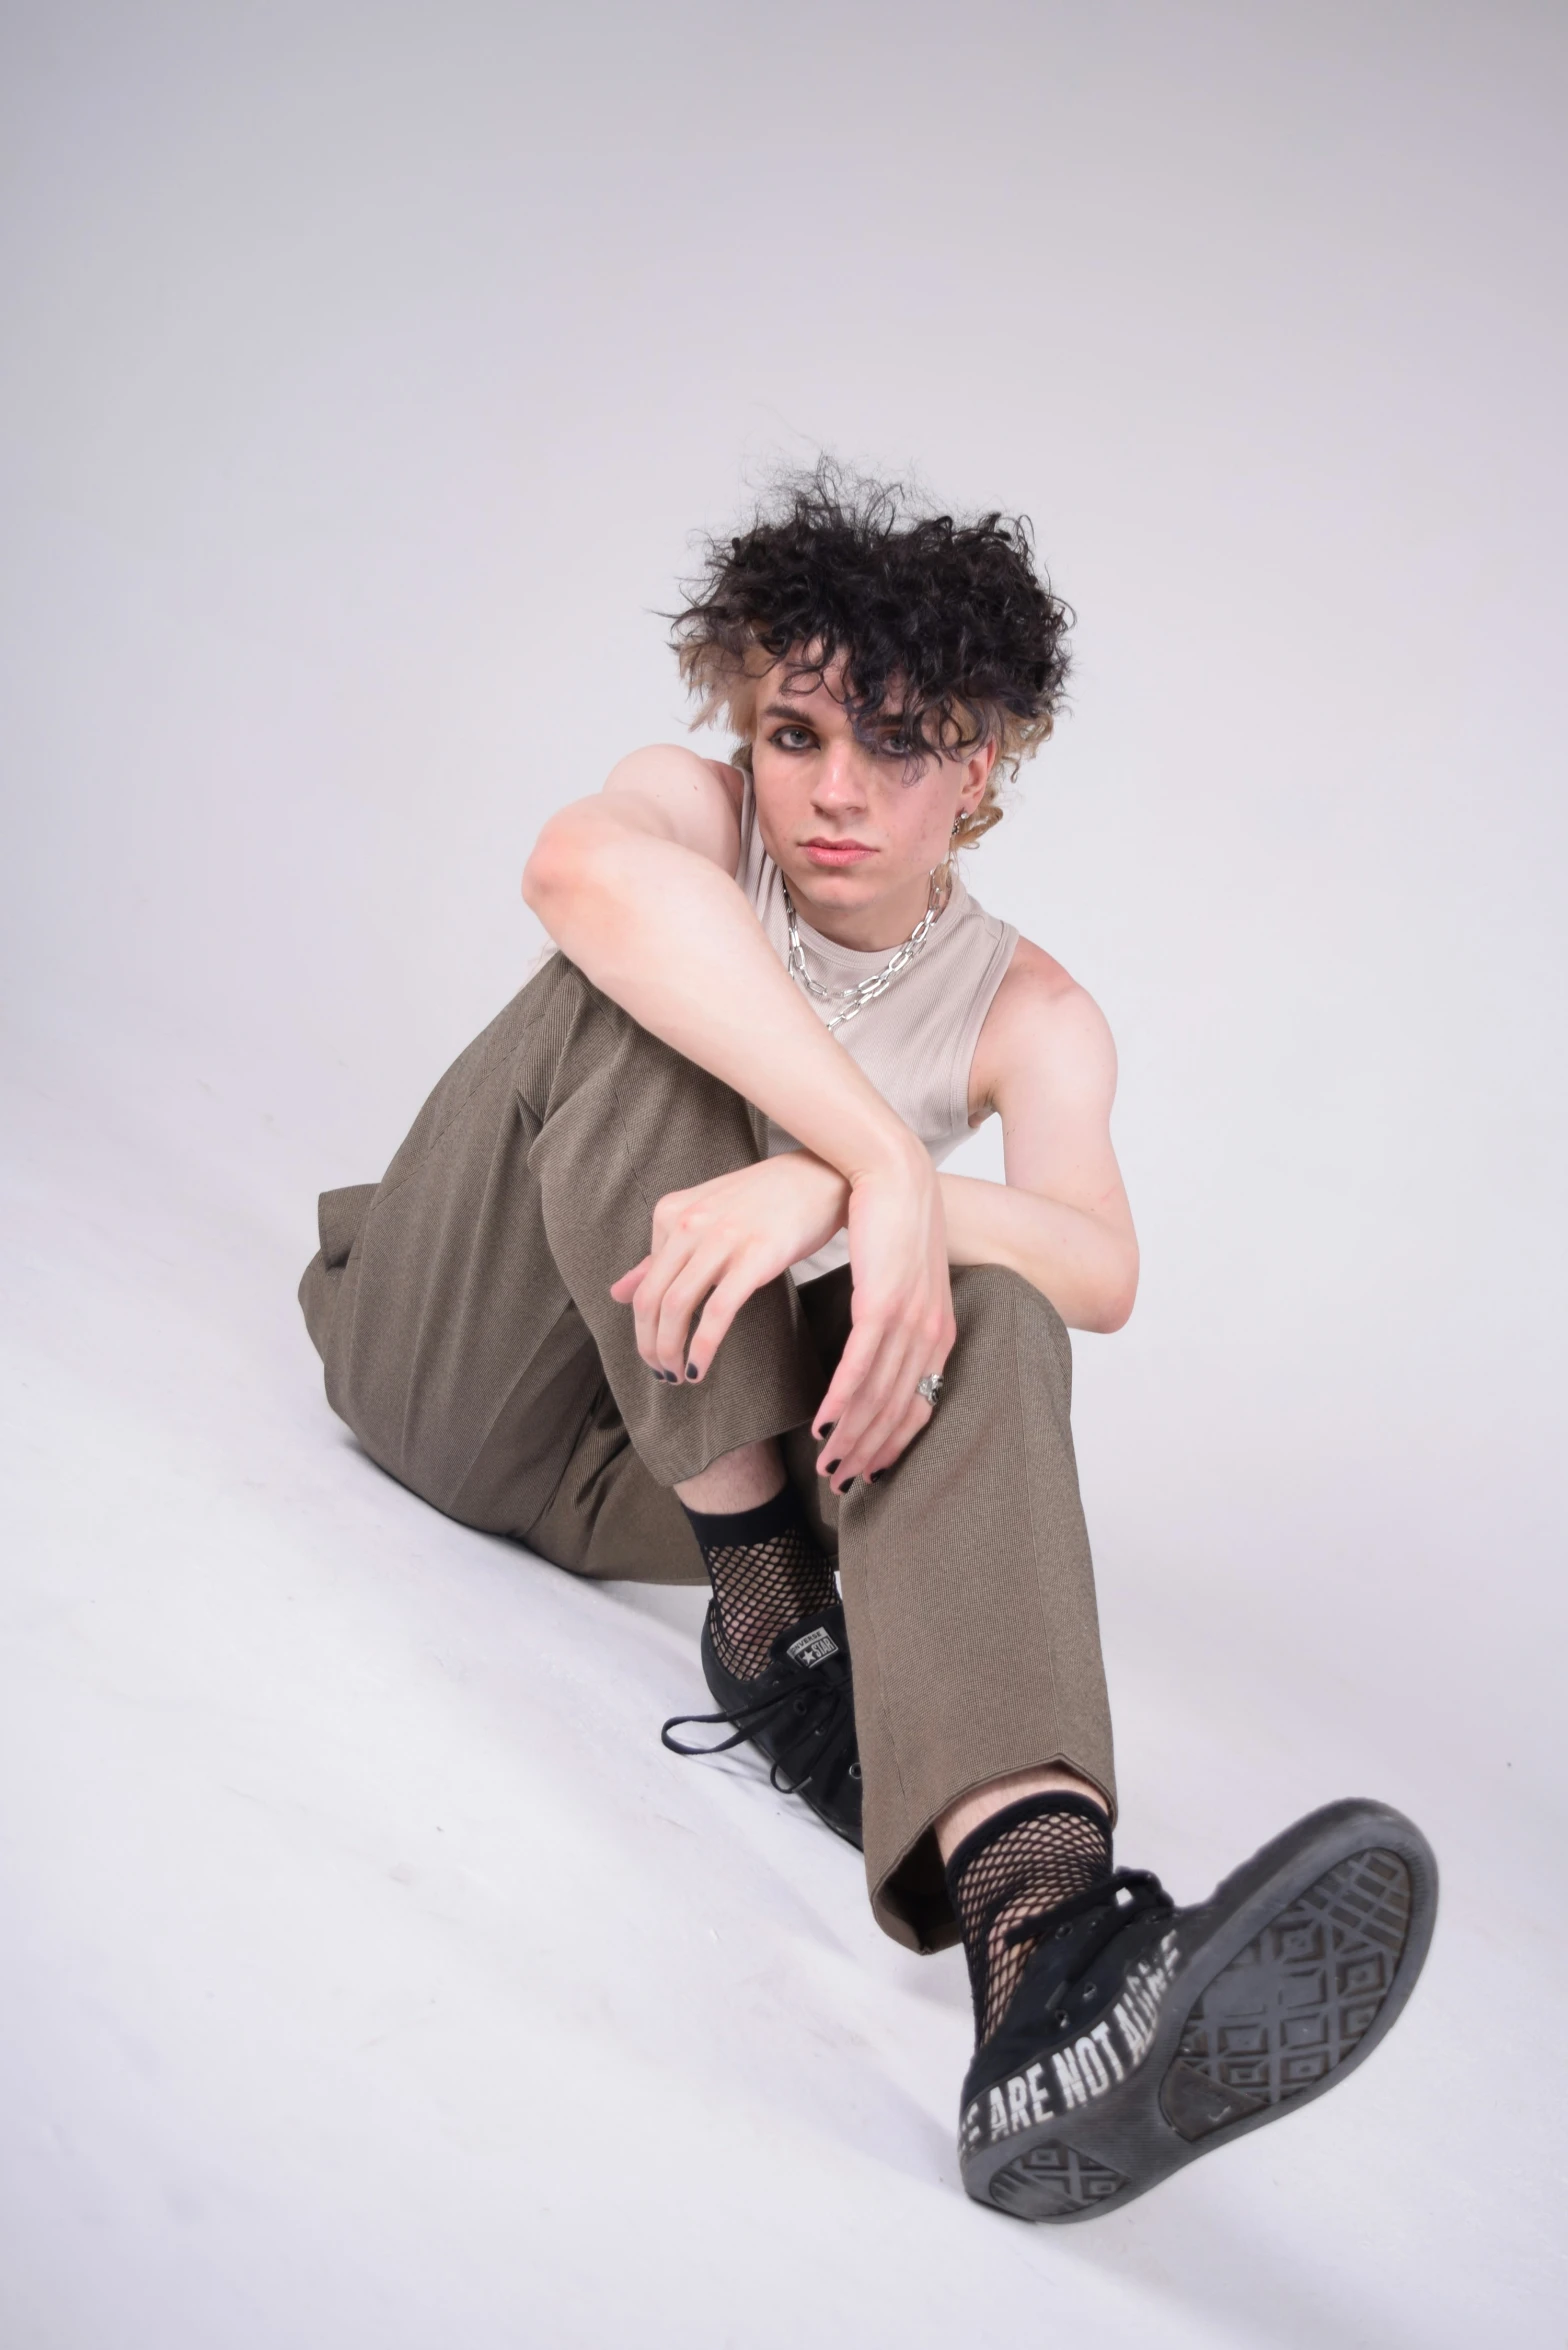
[969,933,1119,1120]
[601,742,743,865]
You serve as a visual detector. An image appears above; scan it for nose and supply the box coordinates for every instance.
[810,738,869,819]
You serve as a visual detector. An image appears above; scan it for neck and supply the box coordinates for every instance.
[785,865,949,951]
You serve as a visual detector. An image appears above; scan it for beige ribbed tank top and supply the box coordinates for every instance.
[736,776,1018,1281]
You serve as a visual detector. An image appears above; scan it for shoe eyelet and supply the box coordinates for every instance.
[1052,2011,1068,2028]
[1082,1983,1096,1998]
[793,1698,809,1716]
[1054,1924,1071,1939]
[848,1762,861,1780]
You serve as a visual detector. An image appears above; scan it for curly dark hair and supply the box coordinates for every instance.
[670,463,1072,845]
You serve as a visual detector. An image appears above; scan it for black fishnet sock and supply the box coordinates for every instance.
[679,1483,837,1682]
[945,1794,1113,2045]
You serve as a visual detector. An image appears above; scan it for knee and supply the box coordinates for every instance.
[949,1264,1072,1391]
[951,1262,1060,1333]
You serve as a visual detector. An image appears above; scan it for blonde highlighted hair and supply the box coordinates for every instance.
[671,462,1072,847]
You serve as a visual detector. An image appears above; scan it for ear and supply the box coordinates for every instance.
[959,737,998,812]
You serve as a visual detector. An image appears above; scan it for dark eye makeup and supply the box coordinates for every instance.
[764,720,928,772]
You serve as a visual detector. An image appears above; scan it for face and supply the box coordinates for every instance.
[746,657,996,942]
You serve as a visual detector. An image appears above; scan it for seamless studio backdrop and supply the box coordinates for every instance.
[2,5,1564,2347]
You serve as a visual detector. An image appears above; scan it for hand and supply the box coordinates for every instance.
[811,1144,955,1493]
[610,1153,848,1381]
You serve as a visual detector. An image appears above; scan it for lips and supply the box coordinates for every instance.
[802,838,875,867]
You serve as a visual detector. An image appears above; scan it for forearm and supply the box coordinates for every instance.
[524,805,918,1185]
[939,1172,1138,1333]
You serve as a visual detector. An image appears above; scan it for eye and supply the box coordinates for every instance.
[768,725,816,753]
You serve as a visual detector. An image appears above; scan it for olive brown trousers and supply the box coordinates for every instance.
[299,954,1116,1950]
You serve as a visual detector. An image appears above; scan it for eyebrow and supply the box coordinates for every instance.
[760,699,911,731]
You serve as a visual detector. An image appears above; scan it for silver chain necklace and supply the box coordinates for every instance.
[782,870,947,1033]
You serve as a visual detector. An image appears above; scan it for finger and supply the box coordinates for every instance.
[825,1314,944,1484]
[609,1256,651,1304]
[812,1313,889,1442]
[652,1250,724,1376]
[823,1301,951,1474]
[830,1370,923,1486]
[860,1398,933,1482]
[648,1189,692,1251]
[812,1323,889,1469]
[631,1239,697,1371]
[817,1334,919,1487]
[684,1265,762,1380]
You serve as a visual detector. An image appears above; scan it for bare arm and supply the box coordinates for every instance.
[524,746,916,1186]
[938,941,1139,1334]
[523,747,951,1482]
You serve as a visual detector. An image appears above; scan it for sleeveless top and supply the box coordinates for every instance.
[736,775,1019,1281]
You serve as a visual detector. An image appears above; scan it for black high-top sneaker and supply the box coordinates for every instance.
[959,1798,1437,2222]
[661,1603,863,1848]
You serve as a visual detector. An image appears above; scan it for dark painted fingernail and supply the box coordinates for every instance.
[816,1422,835,1439]
[836,1477,855,1494]
[823,1459,840,1475]
[867,1470,883,1485]
[685,1362,699,1380]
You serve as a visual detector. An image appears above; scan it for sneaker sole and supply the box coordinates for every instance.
[960,1797,1438,2223]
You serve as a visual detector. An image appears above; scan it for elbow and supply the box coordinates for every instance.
[1084,1253,1139,1335]
[521,828,578,926]
[1092,1292,1136,1336]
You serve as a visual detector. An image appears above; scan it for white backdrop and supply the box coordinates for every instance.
[3,5,1564,2346]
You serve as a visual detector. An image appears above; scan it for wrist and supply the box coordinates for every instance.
[846,1122,930,1192]
[787,1151,850,1203]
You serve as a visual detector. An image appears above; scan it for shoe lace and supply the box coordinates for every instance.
[1002,1867,1174,2004]
[661,1665,858,1798]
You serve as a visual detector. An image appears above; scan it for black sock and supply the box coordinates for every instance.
[944,1794,1113,2045]
[679,1482,837,1682]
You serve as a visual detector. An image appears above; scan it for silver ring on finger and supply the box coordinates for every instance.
[916,1373,945,1409]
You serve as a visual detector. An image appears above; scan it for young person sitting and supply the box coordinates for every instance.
[299,470,1435,2221]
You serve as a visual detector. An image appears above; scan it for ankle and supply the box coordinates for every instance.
[937,1766,1108,1864]
[944,1793,1114,2046]
[680,1482,836,1683]
[674,1439,786,1515]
